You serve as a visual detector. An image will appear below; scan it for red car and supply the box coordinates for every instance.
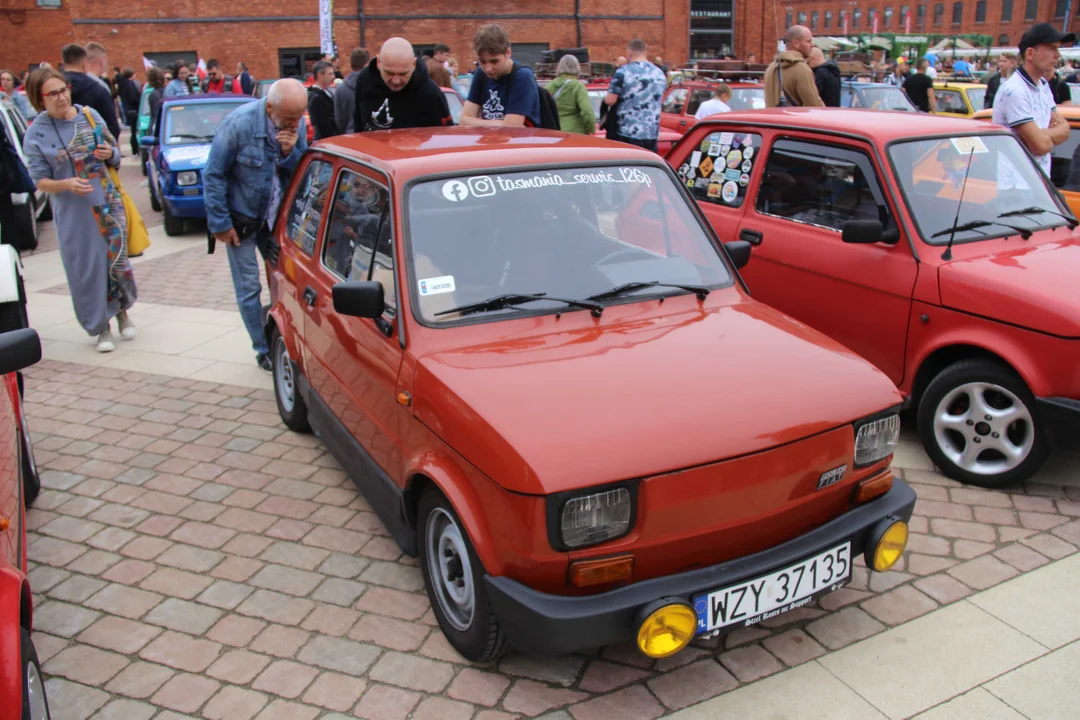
[669,108,1080,488]
[661,81,766,134]
[0,328,49,719]
[265,127,913,661]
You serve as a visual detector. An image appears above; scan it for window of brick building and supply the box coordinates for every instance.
[933,3,944,23]
[825,9,833,27]
[900,5,910,25]
[882,6,891,25]
[976,0,987,21]
[999,33,1010,43]
[917,3,926,24]
[952,1,963,23]
[1055,0,1067,17]
[798,11,807,24]
[854,8,862,26]
[811,10,819,29]
[1026,0,1039,21]
[1002,0,1013,20]
[786,10,793,26]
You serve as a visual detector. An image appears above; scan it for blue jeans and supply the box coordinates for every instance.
[225,234,269,357]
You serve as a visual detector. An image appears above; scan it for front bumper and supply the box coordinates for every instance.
[1037,397,1080,450]
[163,193,206,218]
[485,479,916,655]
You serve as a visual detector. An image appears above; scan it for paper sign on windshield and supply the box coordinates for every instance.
[950,136,989,155]
[419,276,456,296]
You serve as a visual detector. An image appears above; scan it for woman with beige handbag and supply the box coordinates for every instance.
[21,67,140,353]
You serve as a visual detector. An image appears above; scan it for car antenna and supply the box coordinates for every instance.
[942,146,976,261]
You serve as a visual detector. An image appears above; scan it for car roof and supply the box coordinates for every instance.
[842,81,900,88]
[312,127,659,183]
[934,81,986,89]
[161,93,255,105]
[671,81,763,89]
[692,107,1005,143]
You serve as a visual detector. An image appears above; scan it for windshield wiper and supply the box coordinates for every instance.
[931,220,1032,243]
[586,281,711,302]
[997,206,1079,229]
[433,293,604,318]
[169,133,213,141]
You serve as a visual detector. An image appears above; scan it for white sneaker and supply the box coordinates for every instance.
[117,310,136,339]
[96,329,116,353]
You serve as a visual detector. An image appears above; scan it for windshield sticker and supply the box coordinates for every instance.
[950,136,989,155]
[419,275,456,296]
[446,169,654,201]
[721,181,738,203]
[442,180,470,202]
[688,131,761,208]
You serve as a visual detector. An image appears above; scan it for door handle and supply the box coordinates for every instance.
[680,119,688,125]
[302,286,317,307]
[374,317,394,338]
[740,228,764,246]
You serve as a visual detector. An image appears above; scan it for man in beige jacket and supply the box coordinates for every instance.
[765,25,825,108]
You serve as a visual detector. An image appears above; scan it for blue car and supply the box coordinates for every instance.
[840,81,917,112]
[141,94,256,236]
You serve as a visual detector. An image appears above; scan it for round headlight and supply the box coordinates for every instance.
[636,602,696,658]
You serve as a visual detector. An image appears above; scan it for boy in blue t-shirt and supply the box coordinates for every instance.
[461,23,541,127]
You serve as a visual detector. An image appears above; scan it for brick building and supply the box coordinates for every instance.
[776,0,1065,50]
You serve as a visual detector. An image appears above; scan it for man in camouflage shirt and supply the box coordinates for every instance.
[604,39,667,151]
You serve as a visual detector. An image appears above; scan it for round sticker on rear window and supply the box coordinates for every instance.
[721,181,738,203]
[726,149,743,169]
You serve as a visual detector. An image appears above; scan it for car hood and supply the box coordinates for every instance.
[939,236,1080,337]
[413,297,902,495]
[161,144,211,171]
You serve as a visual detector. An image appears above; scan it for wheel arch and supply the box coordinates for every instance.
[910,343,1033,412]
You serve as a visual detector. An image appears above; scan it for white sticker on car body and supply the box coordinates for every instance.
[419,276,456,296]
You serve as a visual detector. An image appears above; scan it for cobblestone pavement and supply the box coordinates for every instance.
[18,132,1080,719]
[20,360,1080,720]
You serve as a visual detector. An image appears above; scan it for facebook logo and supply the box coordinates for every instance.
[442,180,469,202]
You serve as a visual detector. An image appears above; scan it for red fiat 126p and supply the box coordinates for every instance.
[669,109,1080,489]
[265,128,915,661]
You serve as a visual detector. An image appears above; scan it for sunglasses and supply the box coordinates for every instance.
[43,86,71,100]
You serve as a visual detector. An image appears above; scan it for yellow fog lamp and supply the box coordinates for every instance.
[866,518,909,572]
[635,600,696,658]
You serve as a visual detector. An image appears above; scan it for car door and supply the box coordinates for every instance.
[668,125,762,245]
[683,89,714,127]
[660,87,690,133]
[734,135,918,385]
[276,155,336,355]
[303,166,406,482]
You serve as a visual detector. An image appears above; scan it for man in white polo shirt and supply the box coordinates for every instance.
[993,23,1073,178]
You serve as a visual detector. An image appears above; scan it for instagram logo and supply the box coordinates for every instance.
[468,176,497,197]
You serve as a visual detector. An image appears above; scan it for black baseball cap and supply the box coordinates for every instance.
[1019,23,1075,55]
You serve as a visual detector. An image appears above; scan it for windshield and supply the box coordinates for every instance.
[1050,126,1080,188]
[859,87,916,112]
[965,87,986,110]
[890,134,1069,246]
[589,90,604,117]
[445,91,463,124]
[164,102,245,145]
[728,88,766,110]
[406,165,734,324]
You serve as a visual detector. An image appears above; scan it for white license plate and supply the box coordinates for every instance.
[694,543,851,634]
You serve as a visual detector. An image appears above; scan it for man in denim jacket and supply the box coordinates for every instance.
[205,79,308,371]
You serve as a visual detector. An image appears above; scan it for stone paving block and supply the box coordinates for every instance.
[359,561,425,592]
[368,650,456,692]
[77,615,163,654]
[258,541,331,570]
[150,672,221,714]
[501,653,586,688]
[198,580,256,610]
[48,574,107,603]
[312,577,367,607]
[236,589,315,626]
[948,554,1020,590]
[994,544,1051,572]
[914,573,974,604]
[1053,519,1080,546]
[104,661,176,699]
[252,659,320,698]
[861,584,939,625]
[139,631,222,672]
[297,635,381,676]
[347,614,429,651]
[206,649,273,685]
[44,643,129,685]
[207,615,267,647]
[953,539,996,560]
[30,535,89,566]
[91,698,158,720]
[43,678,110,720]
[32,601,101,637]
[930,518,997,542]
[250,624,311,658]
[211,556,265,583]
[1021,533,1077,559]
[84,583,164,619]
[448,667,513,706]
[761,628,827,667]
[353,587,430,620]
[319,552,371,579]
[40,516,105,544]
[254,699,321,720]
[805,606,886,650]
[302,672,368,711]
[568,685,666,720]
[647,658,737,710]
[301,605,361,637]
[101,559,156,585]
[354,684,421,720]
[718,643,785,683]
[412,696,476,720]
[144,597,224,635]
[202,685,270,720]
[502,679,587,717]
[140,567,214,599]
[249,563,324,596]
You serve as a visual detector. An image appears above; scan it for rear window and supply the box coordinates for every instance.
[728,88,765,110]
[674,131,762,208]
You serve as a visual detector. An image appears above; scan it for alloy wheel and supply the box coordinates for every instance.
[932,381,1034,476]
[426,507,475,632]
[26,659,48,720]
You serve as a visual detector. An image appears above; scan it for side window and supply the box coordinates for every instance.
[686,90,712,116]
[935,90,966,114]
[847,89,861,108]
[285,159,334,255]
[322,170,391,284]
[662,88,688,114]
[675,130,762,209]
[369,215,397,315]
[755,139,894,232]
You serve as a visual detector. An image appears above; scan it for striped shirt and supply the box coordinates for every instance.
[992,67,1056,177]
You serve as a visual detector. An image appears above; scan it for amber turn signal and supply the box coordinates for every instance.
[854,472,894,504]
[569,555,634,588]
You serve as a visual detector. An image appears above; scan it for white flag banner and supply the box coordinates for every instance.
[319,0,335,55]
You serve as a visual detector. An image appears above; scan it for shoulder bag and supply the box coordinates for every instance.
[82,108,151,256]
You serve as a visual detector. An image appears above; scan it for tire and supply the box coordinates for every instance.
[917,359,1049,488]
[272,330,310,433]
[37,197,52,223]
[162,203,183,236]
[149,183,161,212]
[20,405,41,507]
[20,628,51,720]
[0,271,29,333]
[418,486,508,663]
[140,149,149,176]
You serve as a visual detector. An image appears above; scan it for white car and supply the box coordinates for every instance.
[1,94,50,251]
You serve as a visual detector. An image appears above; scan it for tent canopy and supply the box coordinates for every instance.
[931,37,976,51]
[814,36,858,51]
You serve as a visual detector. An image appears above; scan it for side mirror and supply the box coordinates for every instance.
[723,240,752,269]
[332,281,385,319]
[842,219,885,244]
[140,136,158,147]
[0,328,41,375]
